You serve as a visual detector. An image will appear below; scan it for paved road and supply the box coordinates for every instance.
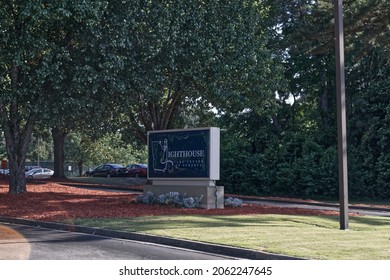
[245,199,390,217]
[0,222,236,260]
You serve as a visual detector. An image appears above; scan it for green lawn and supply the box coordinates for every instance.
[72,214,390,260]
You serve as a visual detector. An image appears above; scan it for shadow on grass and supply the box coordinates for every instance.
[73,213,390,234]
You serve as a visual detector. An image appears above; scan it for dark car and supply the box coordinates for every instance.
[88,164,128,178]
[126,164,148,177]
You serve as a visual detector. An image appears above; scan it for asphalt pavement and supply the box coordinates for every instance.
[0,222,236,260]
[0,217,301,260]
[242,197,390,217]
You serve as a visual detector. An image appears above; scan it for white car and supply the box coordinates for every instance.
[0,169,9,175]
[25,168,54,179]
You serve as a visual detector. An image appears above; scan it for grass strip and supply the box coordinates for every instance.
[72,214,390,260]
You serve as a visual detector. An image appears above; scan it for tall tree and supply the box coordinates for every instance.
[104,0,280,144]
[42,1,107,178]
[217,0,390,198]
[0,1,107,190]
[0,1,53,193]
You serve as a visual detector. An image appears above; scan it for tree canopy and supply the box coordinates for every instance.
[1,0,389,199]
[219,0,390,200]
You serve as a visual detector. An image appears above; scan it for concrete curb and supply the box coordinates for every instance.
[0,216,304,260]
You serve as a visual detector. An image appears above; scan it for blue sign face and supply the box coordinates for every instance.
[148,129,210,179]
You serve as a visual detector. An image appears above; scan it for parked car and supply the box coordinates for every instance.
[25,168,54,179]
[88,164,128,178]
[126,164,148,177]
[25,166,41,172]
[0,169,9,175]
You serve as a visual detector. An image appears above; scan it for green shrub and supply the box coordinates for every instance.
[224,197,243,207]
[136,192,203,208]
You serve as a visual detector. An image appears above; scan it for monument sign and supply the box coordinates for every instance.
[148,127,219,181]
[145,127,224,209]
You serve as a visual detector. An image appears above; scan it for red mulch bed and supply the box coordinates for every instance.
[0,177,342,222]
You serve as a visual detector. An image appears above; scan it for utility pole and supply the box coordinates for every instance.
[335,0,349,230]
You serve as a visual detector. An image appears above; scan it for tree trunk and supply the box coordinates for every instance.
[2,114,34,194]
[130,90,183,144]
[52,127,67,178]
[0,65,35,194]
[77,160,83,177]
[8,160,27,194]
